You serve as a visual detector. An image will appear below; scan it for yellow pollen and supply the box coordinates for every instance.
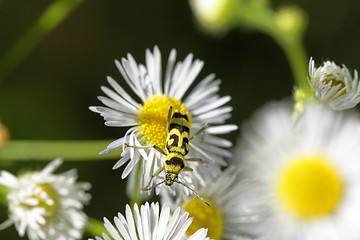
[322,74,346,96]
[36,183,58,214]
[138,96,191,148]
[19,180,58,216]
[182,197,223,239]
[277,154,343,219]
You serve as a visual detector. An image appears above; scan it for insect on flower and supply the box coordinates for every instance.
[126,105,209,206]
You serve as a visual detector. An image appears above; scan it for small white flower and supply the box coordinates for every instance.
[90,46,237,196]
[0,159,91,240]
[235,102,360,240]
[90,202,210,240]
[308,57,360,110]
[160,167,259,240]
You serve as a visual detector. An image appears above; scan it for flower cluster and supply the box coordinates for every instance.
[3,43,360,240]
[89,48,360,240]
[0,159,91,240]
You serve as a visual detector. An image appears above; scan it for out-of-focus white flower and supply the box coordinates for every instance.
[161,167,259,240]
[308,57,360,110]
[0,159,91,240]
[90,46,237,197]
[235,102,360,239]
[90,202,210,240]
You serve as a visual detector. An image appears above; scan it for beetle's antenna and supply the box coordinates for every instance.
[175,180,210,207]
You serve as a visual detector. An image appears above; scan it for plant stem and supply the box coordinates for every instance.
[0,186,8,207]
[130,158,143,206]
[234,3,308,87]
[269,32,308,87]
[0,140,119,161]
[0,0,85,83]
[85,217,107,237]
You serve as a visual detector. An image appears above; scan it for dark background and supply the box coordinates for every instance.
[0,0,359,239]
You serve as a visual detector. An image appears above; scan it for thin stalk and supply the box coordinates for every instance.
[85,217,107,237]
[234,3,308,87]
[0,0,84,83]
[268,32,308,87]
[0,140,119,161]
[0,186,8,207]
[130,158,143,206]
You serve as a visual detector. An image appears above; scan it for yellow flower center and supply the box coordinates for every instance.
[277,154,343,219]
[17,174,59,218]
[182,197,223,239]
[138,96,191,149]
[35,183,58,215]
[322,74,346,95]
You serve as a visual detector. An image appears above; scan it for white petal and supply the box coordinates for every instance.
[0,171,19,188]
[113,154,130,170]
[164,49,177,95]
[124,204,138,240]
[206,124,238,134]
[191,96,231,115]
[188,228,209,240]
[41,158,63,175]
[103,217,122,240]
[155,205,170,240]
[0,218,14,231]
[107,76,141,110]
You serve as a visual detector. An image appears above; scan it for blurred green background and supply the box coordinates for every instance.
[0,0,359,239]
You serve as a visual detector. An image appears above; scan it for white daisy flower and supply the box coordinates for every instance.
[235,102,360,240]
[90,46,237,195]
[160,167,259,240]
[308,57,360,110]
[90,202,210,240]
[0,159,91,240]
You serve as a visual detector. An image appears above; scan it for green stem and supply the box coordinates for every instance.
[130,158,143,206]
[269,32,308,87]
[234,3,308,87]
[0,186,8,207]
[0,140,120,161]
[0,0,84,83]
[85,217,107,237]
